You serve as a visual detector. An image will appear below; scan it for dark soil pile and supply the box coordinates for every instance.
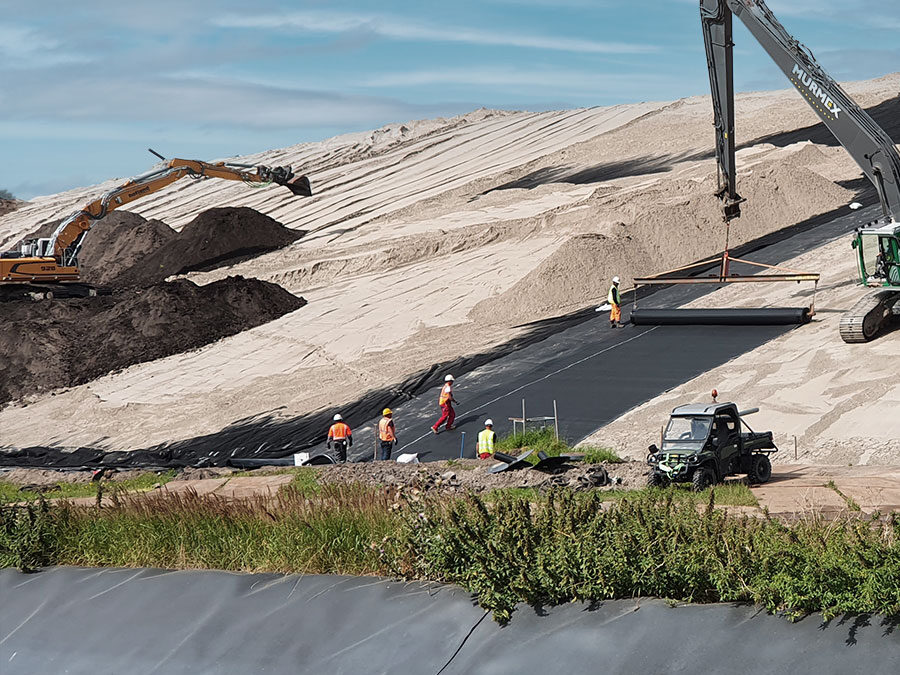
[0,276,305,404]
[78,212,176,285]
[114,207,304,287]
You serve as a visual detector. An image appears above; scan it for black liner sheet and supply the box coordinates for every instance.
[1,568,896,675]
[630,307,811,325]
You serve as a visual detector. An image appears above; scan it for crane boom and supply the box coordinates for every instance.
[700,0,900,223]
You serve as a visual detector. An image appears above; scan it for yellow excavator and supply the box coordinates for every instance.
[0,151,310,298]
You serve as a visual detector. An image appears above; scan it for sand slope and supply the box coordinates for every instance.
[0,74,897,458]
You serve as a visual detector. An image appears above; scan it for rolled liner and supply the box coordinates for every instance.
[630,307,811,326]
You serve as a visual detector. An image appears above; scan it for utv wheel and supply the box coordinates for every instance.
[647,471,668,488]
[749,455,772,484]
[691,467,712,492]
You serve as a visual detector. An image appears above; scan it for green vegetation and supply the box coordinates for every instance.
[2,486,896,624]
[1,484,395,576]
[826,480,862,512]
[580,446,625,463]
[394,490,899,623]
[495,428,623,464]
[0,471,175,505]
[0,188,14,200]
[602,482,758,507]
[484,482,757,507]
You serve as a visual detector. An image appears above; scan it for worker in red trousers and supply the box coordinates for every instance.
[432,374,457,434]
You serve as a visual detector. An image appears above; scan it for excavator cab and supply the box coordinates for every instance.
[853,226,900,288]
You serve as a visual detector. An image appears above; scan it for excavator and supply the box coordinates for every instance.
[700,0,900,342]
[0,152,311,299]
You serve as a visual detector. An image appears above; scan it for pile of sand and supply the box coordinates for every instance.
[470,160,853,324]
[0,277,305,404]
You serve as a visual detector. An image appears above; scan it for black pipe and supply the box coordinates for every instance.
[630,307,811,326]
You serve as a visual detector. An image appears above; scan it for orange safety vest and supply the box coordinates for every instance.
[439,383,453,406]
[378,417,396,442]
[328,422,351,440]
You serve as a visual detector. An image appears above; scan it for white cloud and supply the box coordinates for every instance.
[365,67,661,91]
[0,25,93,68]
[212,10,658,54]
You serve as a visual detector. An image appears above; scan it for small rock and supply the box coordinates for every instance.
[441,471,456,481]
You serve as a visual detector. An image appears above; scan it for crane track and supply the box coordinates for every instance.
[839,289,898,343]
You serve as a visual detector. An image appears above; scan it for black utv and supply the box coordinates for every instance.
[646,402,777,491]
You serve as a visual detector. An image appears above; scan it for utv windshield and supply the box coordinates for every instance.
[665,416,711,442]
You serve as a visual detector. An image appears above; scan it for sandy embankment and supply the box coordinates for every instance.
[579,230,900,465]
[0,75,897,457]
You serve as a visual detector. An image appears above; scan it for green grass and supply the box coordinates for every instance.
[495,428,623,465]
[2,480,896,625]
[483,482,757,507]
[580,446,625,463]
[0,471,175,505]
[606,482,759,507]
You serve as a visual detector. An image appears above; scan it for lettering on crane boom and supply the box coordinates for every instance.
[791,64,842,118]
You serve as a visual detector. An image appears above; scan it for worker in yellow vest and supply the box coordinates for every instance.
[608,276,622,328]
[327,414,352,463]
[477,419,497,459]
[378,408,397,461]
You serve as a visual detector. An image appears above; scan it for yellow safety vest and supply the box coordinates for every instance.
[478,429,495,455]
[608,284,620,305]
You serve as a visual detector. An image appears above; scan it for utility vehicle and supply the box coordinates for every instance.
[647,402,777,491]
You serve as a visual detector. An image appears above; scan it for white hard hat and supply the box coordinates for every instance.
[485,419,493,426]
[444,374,454,382]
[612,276,620,284]
[333,414,342,421]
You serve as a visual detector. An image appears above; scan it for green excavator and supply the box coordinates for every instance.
[700,0,900,342]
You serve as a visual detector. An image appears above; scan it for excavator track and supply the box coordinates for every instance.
[839,290,899,343]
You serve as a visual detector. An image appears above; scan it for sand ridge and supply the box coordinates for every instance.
[0,74,897,459]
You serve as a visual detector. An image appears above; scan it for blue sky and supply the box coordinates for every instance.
[2,0,897,199]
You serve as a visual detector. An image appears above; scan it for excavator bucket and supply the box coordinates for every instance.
[285,175,312,198]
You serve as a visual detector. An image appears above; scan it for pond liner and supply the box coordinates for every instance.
[631,307,811,325]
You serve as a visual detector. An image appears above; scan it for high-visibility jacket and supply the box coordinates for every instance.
[378,416,396,442]
[439,383,453,406]
[328,422,352,441]
[477,429,496,455]
[608,284,620,306]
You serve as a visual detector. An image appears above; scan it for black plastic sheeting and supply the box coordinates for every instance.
[1,568,897,674]
[630,307,811,325]
[0,203,882,469]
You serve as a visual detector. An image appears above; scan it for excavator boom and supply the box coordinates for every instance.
[1,156,310,287]
[700,0,900,342]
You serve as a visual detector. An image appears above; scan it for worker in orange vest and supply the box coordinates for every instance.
[327,413,352,463]
[378,408,397,460]
[431,374,457,434]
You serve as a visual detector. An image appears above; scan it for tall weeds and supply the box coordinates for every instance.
[1,486,897,624]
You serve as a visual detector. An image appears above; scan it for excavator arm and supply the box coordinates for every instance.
[46,157,311,268]
[700,0,900,343]
[701,0,900,223]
